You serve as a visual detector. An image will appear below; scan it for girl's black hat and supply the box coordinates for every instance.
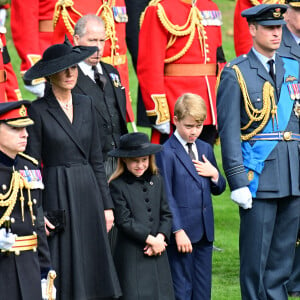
[108,132,163,158]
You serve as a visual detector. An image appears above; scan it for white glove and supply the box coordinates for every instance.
[153,122,170,134]
[41,278,57,300]
[0,9,7,26]
[0,228,16,250]
[231,187,253,210]
[24,82,46,98]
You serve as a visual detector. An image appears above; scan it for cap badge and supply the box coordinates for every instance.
[273,8,281,18]
[19,105,26,117]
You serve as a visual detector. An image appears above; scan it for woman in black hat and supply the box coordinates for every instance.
[108,132,175,300]
[24,43,121,300]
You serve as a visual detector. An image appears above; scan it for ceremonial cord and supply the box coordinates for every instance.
[0,171,34,226]
[232,65,277,141]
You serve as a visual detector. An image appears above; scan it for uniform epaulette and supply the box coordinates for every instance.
[140,0,162,27]
[225,54,248,69]
[18,152,39,166]
[148,0,162,6]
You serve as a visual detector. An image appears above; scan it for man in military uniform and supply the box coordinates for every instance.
[277,1,300,296]
[234,0,286,57]
[0,100,52,299]
[137,0,226,145]
[217,4,300,299]
[10,0,56,97]
[52,0,135,126]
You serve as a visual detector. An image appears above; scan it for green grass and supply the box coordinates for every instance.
[5,2,296,299]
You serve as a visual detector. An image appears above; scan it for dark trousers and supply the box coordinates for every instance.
[239,196,300,300]
[287,223,300,293]
[167,236,213,300]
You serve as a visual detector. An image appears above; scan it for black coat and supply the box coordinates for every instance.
[26,90,121,300]
[0,152,51,300]
[109,171,175,300]
[73,62,128,160]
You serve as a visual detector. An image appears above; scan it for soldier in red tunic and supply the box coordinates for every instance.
[137,0,226,145]
[10,0,56,97]
[0,28,22,102]
[234,0,285,57]
[52,0,135,124]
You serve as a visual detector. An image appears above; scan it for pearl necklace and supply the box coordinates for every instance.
[57,98,73,111]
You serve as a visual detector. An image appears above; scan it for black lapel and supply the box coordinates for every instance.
[169,135,203,186]
[45,91,87,158]
[76,67,110,123]
[101,62,127,124]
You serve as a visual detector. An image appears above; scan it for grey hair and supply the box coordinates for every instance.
[74,14,105,37]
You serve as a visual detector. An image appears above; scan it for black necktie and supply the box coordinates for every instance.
[92,66,107,90]
[267,59,276,84]
[186,143,196,160]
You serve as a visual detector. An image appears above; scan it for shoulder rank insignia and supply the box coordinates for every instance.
[18,152,39,165]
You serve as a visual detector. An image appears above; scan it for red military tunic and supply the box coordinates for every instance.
[137,0,224,140]
[234,0,285,57]
[52,0,134,122]
[0,29,22,102]
[11,0,56,84]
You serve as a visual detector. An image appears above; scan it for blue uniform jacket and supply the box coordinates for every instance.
[217,49,300,199]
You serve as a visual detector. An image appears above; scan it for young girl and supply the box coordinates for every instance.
[108,132,175,300]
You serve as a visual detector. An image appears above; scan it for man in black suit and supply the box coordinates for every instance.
[72,14,128,179]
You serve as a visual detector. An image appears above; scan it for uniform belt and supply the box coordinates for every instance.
[2,234,37,255]
[39,20,54,32]
[164,63,217,76]
[101,54,127,66]
[0,69,7,83]
[250,132,300,141]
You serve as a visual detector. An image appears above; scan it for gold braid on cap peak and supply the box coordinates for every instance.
[140,2,207,64]
[250,0,286,5]
[0,170,35,227]
[232,65,277,141]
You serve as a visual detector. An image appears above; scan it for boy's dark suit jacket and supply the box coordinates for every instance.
[73,61,128,158]
[156,134,226,244]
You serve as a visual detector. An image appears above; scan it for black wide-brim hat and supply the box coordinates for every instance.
[23,43,98,82]
[242,4,287,26]
[108,132,163,158]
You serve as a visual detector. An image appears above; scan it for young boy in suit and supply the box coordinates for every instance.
[156,93,226,300]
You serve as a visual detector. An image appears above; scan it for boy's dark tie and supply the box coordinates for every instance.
[92,65,107,90]
[187,143,196,160]
[267,59,276,84]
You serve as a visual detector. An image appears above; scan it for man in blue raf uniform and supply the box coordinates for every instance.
[217,4,300,300]
[0,100,52,300]
[278,2,300,296]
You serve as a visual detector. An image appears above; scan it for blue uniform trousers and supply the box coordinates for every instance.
[239,196,300,300]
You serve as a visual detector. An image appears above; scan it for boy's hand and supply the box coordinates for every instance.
[175,229,193,253]
[193,154,219,181]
